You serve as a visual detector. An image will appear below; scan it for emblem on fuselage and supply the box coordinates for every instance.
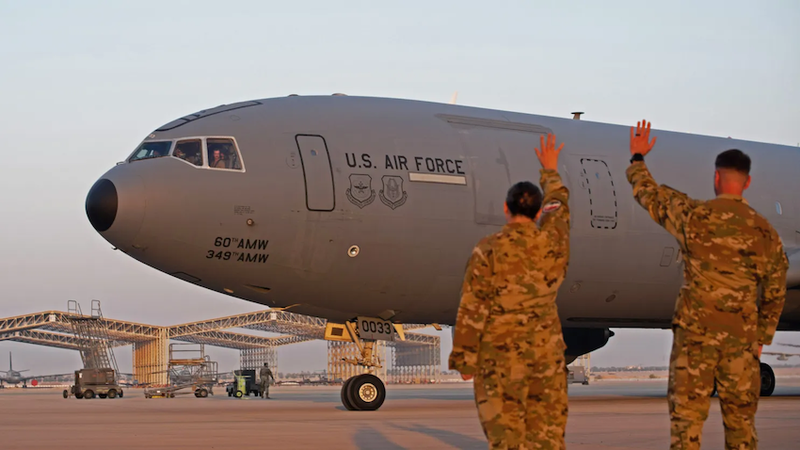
[379,175,408,210]
[346,174,376,208]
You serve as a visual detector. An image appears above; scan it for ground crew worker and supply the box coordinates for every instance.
[626,120,788,449]
[449,133,571,449]
[259,363,275,399]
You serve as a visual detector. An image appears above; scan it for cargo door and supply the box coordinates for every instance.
[295,135,335,211]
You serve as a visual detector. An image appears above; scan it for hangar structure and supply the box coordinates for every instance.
[0,302,441,385]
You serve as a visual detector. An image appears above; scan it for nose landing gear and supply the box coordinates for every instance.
[341,373,386,411]
[326,317,402,411]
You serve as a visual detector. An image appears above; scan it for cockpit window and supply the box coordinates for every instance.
[207,138,242,170]
[129,141,172,162]
[173,139,203,166]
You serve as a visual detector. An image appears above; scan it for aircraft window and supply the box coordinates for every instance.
[172,139,203,166]
[129,141,172,162]
[207,138,242,170]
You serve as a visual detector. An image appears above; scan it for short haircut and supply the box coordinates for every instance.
[715,149,751,175]
[505,182,543,219]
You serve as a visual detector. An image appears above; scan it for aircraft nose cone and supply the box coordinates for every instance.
[85,169,145,249]
[86,179,118,232]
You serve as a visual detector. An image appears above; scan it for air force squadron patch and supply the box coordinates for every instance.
[379,175,408,210]
[542,200,562,214]
[346,174,376,208]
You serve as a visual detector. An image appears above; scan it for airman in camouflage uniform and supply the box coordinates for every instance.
[259,363,275,399]
[626,120,788,450]
[449,133,571,450]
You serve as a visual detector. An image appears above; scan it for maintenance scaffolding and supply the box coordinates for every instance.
[0,304,443,386]
[66,300,119,376]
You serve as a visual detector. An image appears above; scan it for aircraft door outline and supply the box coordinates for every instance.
[295,134,336,212]
[580,158,618,230]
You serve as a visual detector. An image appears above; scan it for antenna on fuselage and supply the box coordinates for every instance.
[571,112,584,120]
[449,91,459,105]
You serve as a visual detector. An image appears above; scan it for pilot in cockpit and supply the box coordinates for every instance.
[210,148,228,169]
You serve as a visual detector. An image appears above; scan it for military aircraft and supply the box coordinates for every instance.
[85,95,800,410]
[762,342,800,361]
[0,352,71,388]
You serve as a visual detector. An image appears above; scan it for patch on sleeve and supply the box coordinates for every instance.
[542,200,562,213]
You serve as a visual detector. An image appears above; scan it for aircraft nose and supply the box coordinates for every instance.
[85,170,146,249]
[86,179,117,232]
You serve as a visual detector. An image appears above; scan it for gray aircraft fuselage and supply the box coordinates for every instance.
[1,353,29,385]
[0,371,25,385]
[86,95,800,356]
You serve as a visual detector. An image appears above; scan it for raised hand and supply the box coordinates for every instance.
[630,120,657,156]
[535,133,564,171]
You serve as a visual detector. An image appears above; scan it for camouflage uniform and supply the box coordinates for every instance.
[259,366,274,398]
[449,169,571,450]
[627,161,788,450]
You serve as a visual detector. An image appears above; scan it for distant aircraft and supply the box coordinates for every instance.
[762,352,796,361]
[762,343,800,361]
[85,95,800,410]
[0,352,70,388]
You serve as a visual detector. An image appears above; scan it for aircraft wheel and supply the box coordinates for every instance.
[83,390,95,399]
[340,377,357,411]
[760,362,775,397]
[107,390,117,399]
[346,374,386,411]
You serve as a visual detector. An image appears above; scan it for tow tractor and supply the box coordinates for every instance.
[63,368,124,399]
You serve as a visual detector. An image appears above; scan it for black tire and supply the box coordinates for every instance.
[341,377,357,411]
[63,390,69,399]
[228,391,232,397]
[99,394,107,399]
[760,362,775,397]
[198,388,208,398]
[75,392,83,399]
[346,374,386,411]
[118,390,124,398]
[234,390,243,398]
[83,390,95,399]
[108,390,117,399]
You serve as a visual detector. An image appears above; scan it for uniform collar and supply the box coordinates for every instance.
[715,193,748,205]
[504,221,538,230]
